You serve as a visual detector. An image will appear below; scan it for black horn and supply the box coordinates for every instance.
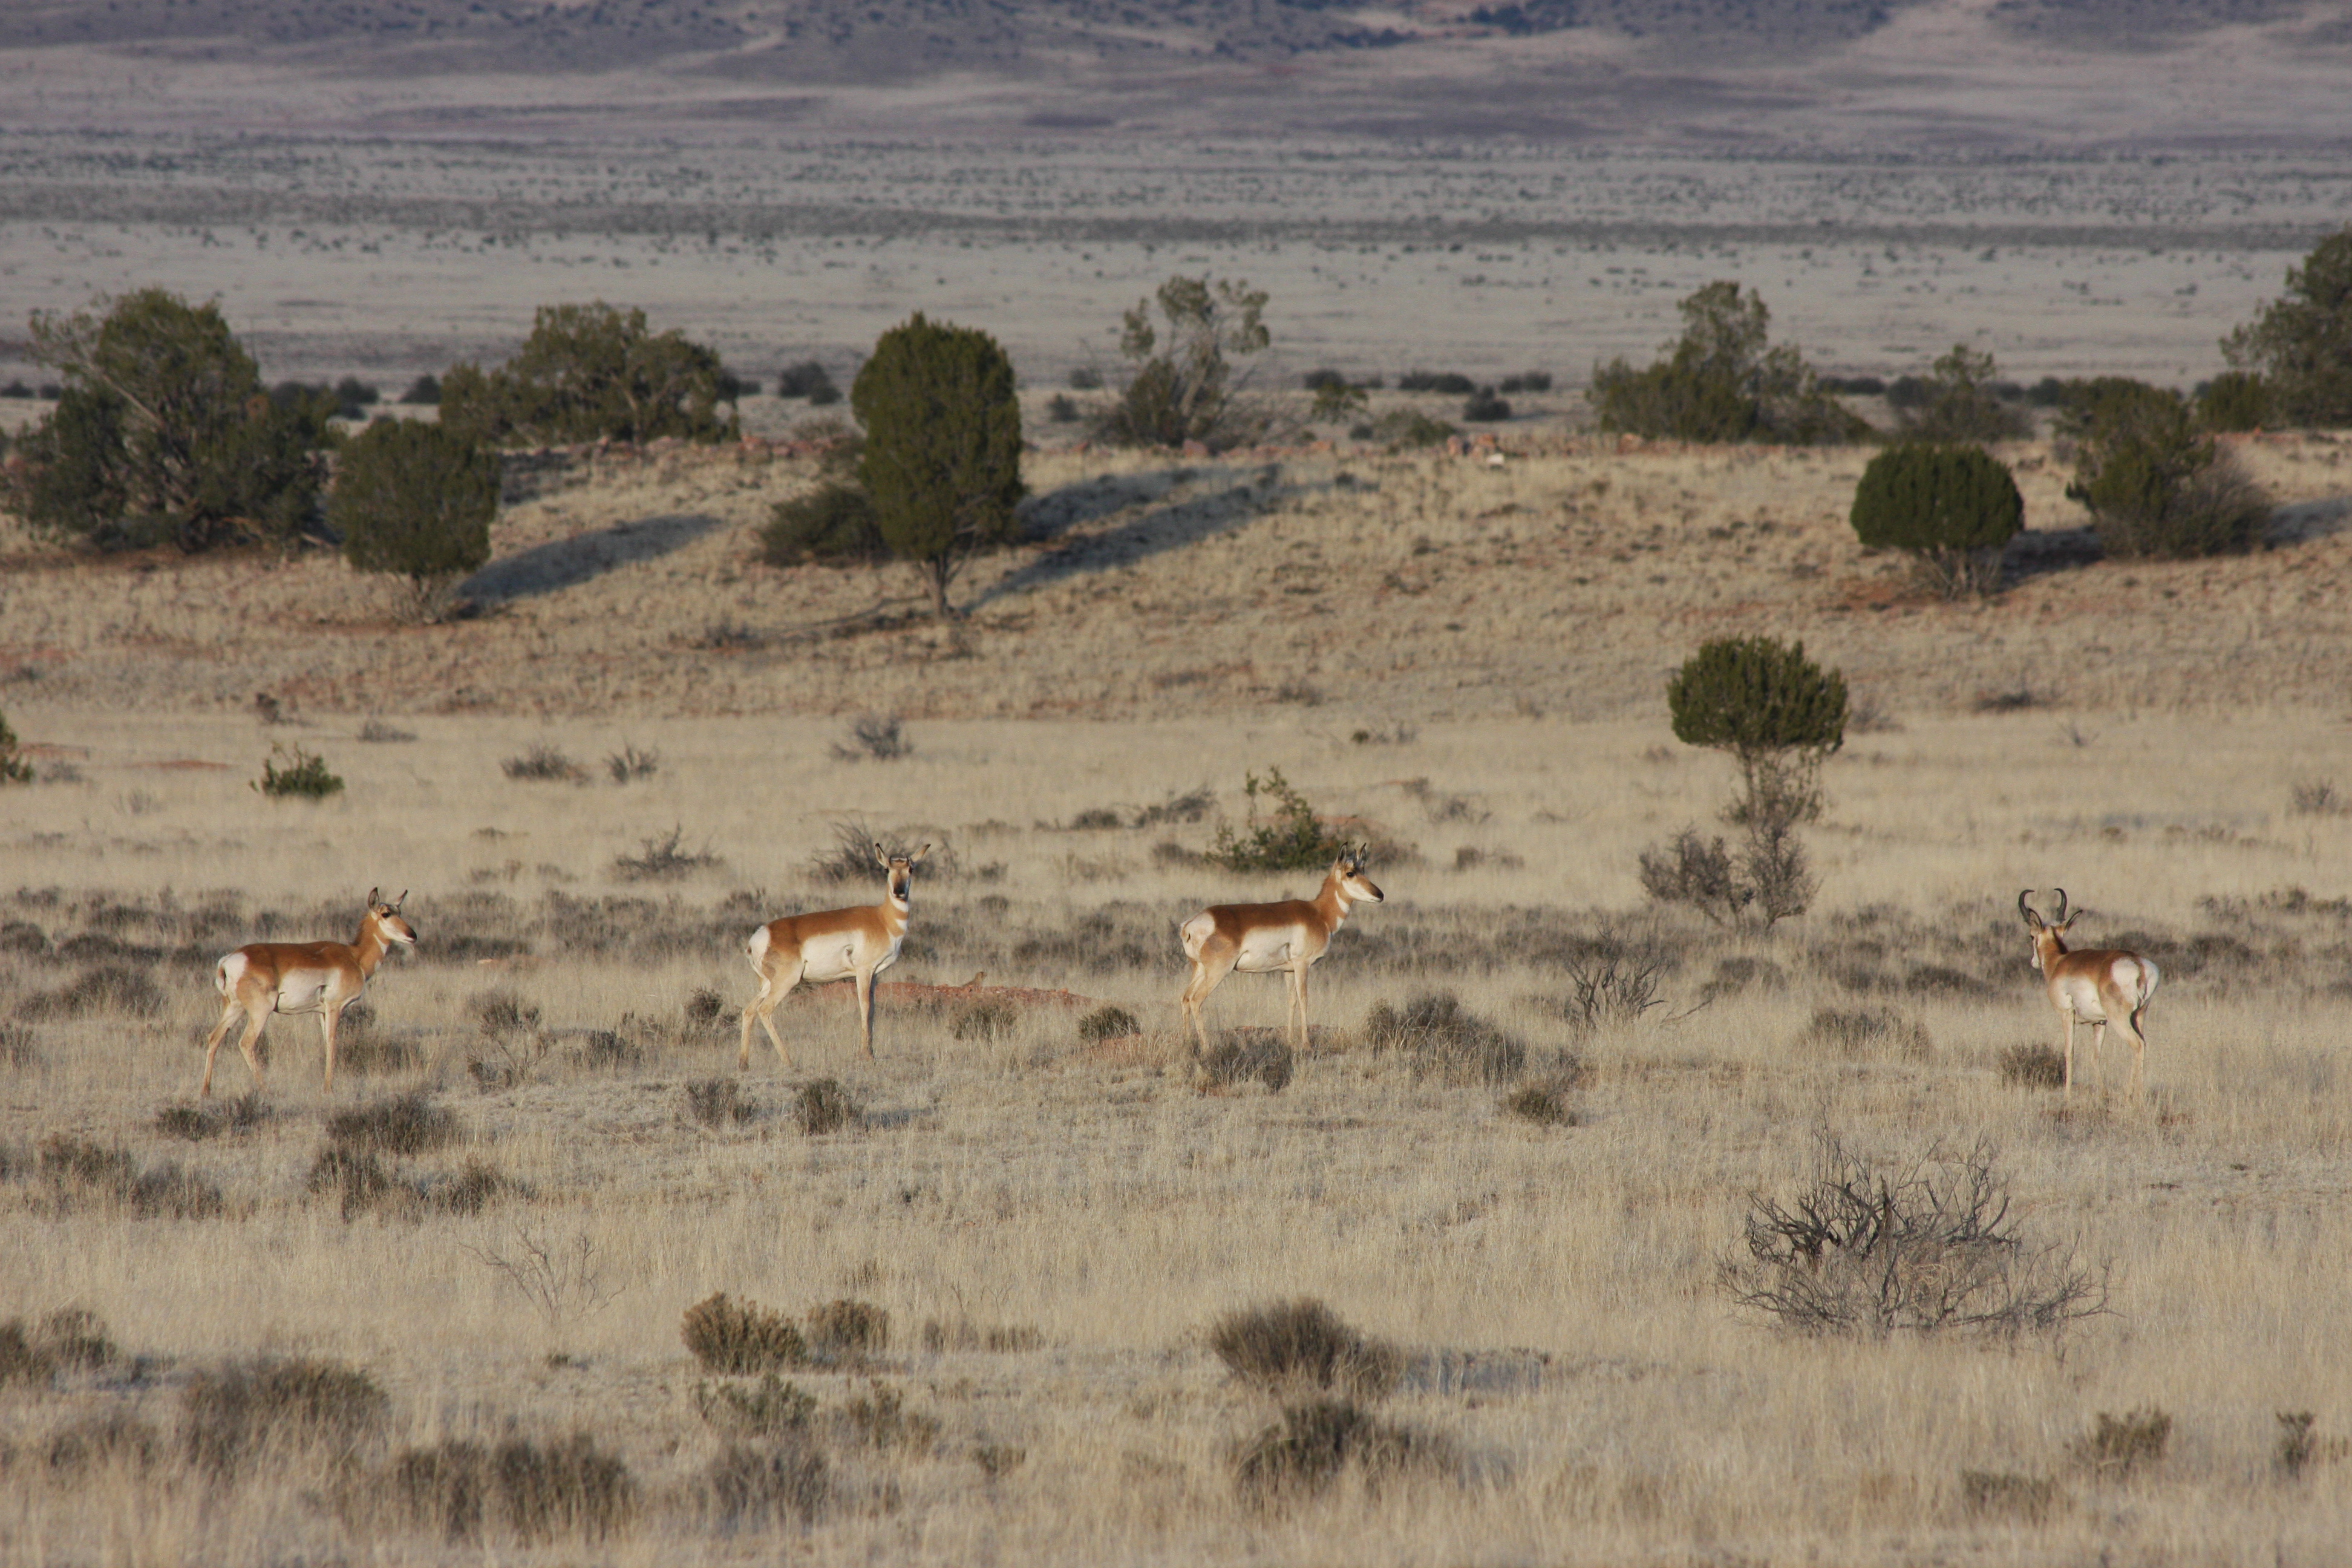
[2051,887,2071,924]
[2017,889,2040,929]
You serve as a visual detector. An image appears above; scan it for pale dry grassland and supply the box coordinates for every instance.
[2,702,2351,1564]
[2,431,2349,725]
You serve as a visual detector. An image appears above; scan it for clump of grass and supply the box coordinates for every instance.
[437,1158,510,1215]
[183,1356,388,1478]
[154,1093,271,1143]
[356,719,416,742]
[2072,1408,2172,1477]
[1799,1007,1933,1060]
[307,1145,400,1222]
[703,1439,829,1531]
[1232,1399,1453,1509]
[570,1027,642,1071]
[1132,786,1215,826]
[15,964,166,1019]
[682,1293,809,1375]
[45,1411,161,1477]
[685,987,729,1027]
[950,998,1019,1041]
[1998,1042,2068,1089]
[840,1380,938,1452]
[1960,1469,2060,1520]
[1077,1004,1140,1042]
[502,743,586,782]
[693,1373,816,1439]
[1503,1082,1578,1127]
[613,825,722,882]
[390,1433,635,1542]
[471,989,541,1038]
[1209,1299,1399,1401]
[685,1078,760,1127]
[605,742,659,783]
[39,1135,223,1219]
[0,1308,118,1387]
[832,715,911,762]
[2290,780,2344,815]
[2276,1411,2349,1477]
[1722,1136,2106,1340]
[921,1317,1045,1353]
[255,743,344,800]
[1197,1031,1294,1093]
[806,1299,889,1363]
[795,1079,862,1135]
[325,1091,459,1157]
[0,1022,39,1070]
[974,1442,1025,1478]
[1364,992,1525,1085]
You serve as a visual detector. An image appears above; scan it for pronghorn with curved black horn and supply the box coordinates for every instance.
[740,843,929,1069]
[2019,888,2160,1096]
[1178,845,1384,1061]
[198,889,417,1097]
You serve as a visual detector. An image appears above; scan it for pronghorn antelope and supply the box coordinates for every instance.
[740,843,929,1069]
[2019,888,2160,1096]
[198,889,417,1097]
[1178,846,1384,1060]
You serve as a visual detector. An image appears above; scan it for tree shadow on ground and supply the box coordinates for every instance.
[976,463,1305,607]
[2002,491,2351,586]
[459,512,724,604]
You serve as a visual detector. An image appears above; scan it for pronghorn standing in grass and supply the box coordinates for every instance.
[198,889,417,1097]
[1178,847,1384,1060]
[2019,888,2161,1096]
[740,843,929,1068]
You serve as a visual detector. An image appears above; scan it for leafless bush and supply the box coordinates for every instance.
[501,743,587,783]
[604,742,659,783]
[682,1293,808,1374]
[1209,1299,1399,1401]
[1364,992,1524,1084]
[2072,1408,2171,1477]
[832,715,910,762]
[613,825,722,882]
[1721,1137,2106,1339]
[1558,956,1664,1031]
[1998,1042,2068,1089]
[807,1299,889,1364]
[1232,1399,1453,1509]
[1798,1007,1933,1060]
[1197,1031,1295,1093]
[795,1078,863,1135]
[466,1227,622,1339]
[703,1439,829,1530]
[183,1356,388,1479]
[807,818,955,883]
[685,1077,760,1126]
[694,1373,815,1439]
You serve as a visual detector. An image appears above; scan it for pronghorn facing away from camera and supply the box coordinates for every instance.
[2019,888,2160,1096]
[1179,848,1385,1060]
[740,844,929,1068]
[199,889,417,1097]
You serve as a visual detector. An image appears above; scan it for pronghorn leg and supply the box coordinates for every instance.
[1288,964,1311,1056]
[319,1004,343,1093]
[2089,1019,2108,1092]
[854,967,878,1059]
[1179,941,1239,1060]
[2062,1013,2076,1096]
[743,963,804,1071]
[233,1005,270,1096]
[199,997,244,1099]
[2124,1008,2148,1097]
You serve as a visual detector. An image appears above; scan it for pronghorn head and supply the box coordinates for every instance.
[1334,845,1384,905]
[365,887,419,950]
[873,842,931,903]
[2017,887,2075,969]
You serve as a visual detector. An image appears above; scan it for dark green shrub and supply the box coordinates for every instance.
[1497,371,1552,393]
[0,710,31,784]
[2222,226,2352,426]
[852,312,1025,616]
[1361,408,1455,449]
[774,360,837,400]
[757,482,883,566]
[1096,275,1272,451]
[1206,768,1347,873]
[8,289,330,550]
[1397,370,1474,394]
[2197,370,2273,431]
[2060,377,2269,558]
[1893,345,2031,443]
[1849,443,2024,597]
[682,1293,809,1374]
[1590,282,1867,445]
[1667,635,1847,782]
[255,743,343,799]
[439,302,737,448]
[331,418,497,617]
[399,373,441,405]
[1045,392,1082,423]
[1461,387,1511,422]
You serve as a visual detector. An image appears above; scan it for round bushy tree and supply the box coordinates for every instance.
[852,313,1024,617]
[439,302,737,448]
[2060,377,2269,558]
[330,419,497,619]
[1850,443,2024,598]
[2223,227,2352,428]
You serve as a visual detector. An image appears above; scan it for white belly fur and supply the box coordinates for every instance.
[2056,975,2109,1023]
[276,974,331,1014]
[1234,930,1304,973]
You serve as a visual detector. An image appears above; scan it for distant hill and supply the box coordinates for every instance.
[0,0,2344,145]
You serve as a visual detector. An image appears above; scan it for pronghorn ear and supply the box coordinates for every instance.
[366,886,381,910]
[909,843,932,864]
[872,841,890,869]
[394,890,408,912]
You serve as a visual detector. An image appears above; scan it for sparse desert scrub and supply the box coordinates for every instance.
[0,708,2348,1563]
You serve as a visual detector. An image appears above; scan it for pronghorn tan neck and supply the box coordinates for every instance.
[351,889,413,978]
